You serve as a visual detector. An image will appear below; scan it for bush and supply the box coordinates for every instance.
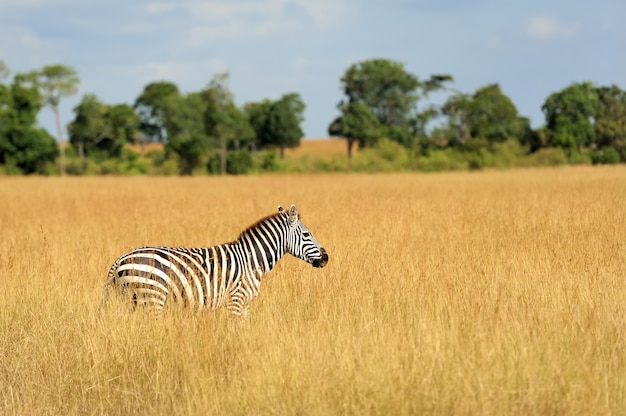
[591,147,621,165]
[413,149,468,172]
[227,149,253,175]
[490,140,529,168]
[352,139,409,172]
[261,150,281,172]
[567,149,592,165]
[524,148,568,167]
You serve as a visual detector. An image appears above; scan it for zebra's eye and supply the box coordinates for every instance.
[302,232,310,238]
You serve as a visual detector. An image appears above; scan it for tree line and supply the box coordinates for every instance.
[1,58,625,175]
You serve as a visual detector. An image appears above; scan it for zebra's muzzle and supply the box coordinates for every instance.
[312,249,329,268]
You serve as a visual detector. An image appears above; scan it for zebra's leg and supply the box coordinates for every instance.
[227,290,250,317]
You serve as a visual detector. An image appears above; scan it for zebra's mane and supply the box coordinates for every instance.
[237,210,296,240]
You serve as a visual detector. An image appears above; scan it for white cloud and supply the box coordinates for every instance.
[293,0,346,26]
[144,2,177,14]
[0,24,70,70]
[105,58,229,89]
[526,16,578,40]
[0,0,80,8]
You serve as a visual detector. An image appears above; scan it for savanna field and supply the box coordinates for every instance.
[1,167,625,415]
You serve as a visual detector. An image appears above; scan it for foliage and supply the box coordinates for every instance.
[328,101,381,159]
[595,85,626,159]
[351,138,410,172]
[246,93,306,158]
[542,81,599,151]
[134,81,180,142]
[20,64,80,175]
[203,73,255,174]
[0,69,58,174]
[69,94,141,162]
[340,59,420,127]
[337,58,453,150]
[440,84,530,148]
[523,147,569,167]
[164,92,212,175]
[4,59,626,176]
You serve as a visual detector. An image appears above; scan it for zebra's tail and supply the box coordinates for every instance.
[101,259,121,308]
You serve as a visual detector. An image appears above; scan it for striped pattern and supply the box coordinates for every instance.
[103,205,329,315]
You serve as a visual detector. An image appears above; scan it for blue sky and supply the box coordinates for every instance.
[1,0,623,139]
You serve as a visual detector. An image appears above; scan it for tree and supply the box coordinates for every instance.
[595,84,626,159]
[439,84,531,149]
[340,59,420,128]
[0,69,57,174]
[68,94,108,162]
[265,93,305,158]
[203,73,254,174]
[245,93,305,159]
[165,92,212,175]
[440,92,472,146]
[134,81,180,143]
[542,81,599,152]
[24,65,80,175]
[0,60,9,80]
[107,103,141,154]
[69,95,140,162]
[328,101,381,160]
[338,58,452,149]
[469,84,530,144]
[244,99,272,149]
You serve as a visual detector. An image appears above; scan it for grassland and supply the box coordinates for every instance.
[1,167,625,415]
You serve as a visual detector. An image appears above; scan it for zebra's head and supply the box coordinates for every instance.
[279,204,329,268]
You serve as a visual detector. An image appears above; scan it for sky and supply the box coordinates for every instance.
[1,0,624,139]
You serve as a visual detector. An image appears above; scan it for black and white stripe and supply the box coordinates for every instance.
[103,205,329,315]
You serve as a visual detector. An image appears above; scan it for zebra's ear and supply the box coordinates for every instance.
[289,204,298,226]
[278,205,284,212]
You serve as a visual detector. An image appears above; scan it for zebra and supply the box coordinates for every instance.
[103,204,329,316]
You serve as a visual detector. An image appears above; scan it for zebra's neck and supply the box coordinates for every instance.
[234,213,288,274]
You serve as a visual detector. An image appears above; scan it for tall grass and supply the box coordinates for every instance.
[1,167,624,415]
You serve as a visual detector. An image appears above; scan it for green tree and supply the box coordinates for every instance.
[244,99,272,149]
[24,65,80,175]
[265,93,305,158]
[134,81,180,143]
[338,58,452,148]
[468,84,529,143]
[0,60,8,80]
[595,85,626,160]
[328,101,381,160]
[245,93,305,159]
[542,81,599,152]
[440,84,531,149]
[68,94,108,162]
[203,73,254,174]
[0,70,57,174]
[440,92,472,146]
[340,59,420,127]
[69,95,141,162]
[165,92,211,175]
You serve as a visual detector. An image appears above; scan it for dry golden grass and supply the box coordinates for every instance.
[124,138,348,158]
[1,167,625,415]
[280,138,349,158]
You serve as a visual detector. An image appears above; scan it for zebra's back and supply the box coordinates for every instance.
[105,245,240,311]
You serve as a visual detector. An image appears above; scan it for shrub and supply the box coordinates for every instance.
[352,139,409,172]
[227,149,253,175]
[524,148,568,167]
[591,147,621,165]
[413,149,468,172]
